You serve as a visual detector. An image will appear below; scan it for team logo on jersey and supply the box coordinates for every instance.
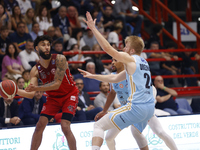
[68,105,74,112]
[52,59,55,65]
[40,72,46,79]
[51,68,56,75]
[119,84,124,88]
[70,96,76,101]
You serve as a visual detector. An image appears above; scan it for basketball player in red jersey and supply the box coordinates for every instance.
[17,35,79,150]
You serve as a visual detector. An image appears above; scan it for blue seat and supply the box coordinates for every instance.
[175,98,193,113]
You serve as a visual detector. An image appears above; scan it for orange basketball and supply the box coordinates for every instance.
[0,80,18,99]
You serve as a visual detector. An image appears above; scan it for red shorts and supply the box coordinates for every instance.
[41,88,78,117]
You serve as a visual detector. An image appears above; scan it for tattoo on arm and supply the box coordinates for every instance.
[55,55,67,81]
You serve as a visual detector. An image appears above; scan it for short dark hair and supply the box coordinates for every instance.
[16,77,24,83]
[53,40,63,46]
[17,22,26,28]
[26,39,34,43]
[34,35,52,49]
[22,70,30,76]
[32,21,39,27]
[0,26,8,31]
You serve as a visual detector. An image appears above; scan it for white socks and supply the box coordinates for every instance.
[92,146,100,150]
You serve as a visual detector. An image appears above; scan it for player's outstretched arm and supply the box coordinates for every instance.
[17,66,38,98]
[78,68,126,83]
[94,88,117,121]
[83,12,134,64]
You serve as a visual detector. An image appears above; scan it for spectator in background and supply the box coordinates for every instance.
[36,5,52,36]
[177,45,200,87]
[4,0,19,15]
[19,90,46,125]
[112,0,143,38]
[24,8,36,33]
[18,39,39,70]
[1,43,24,81]
[53,6,72,42]
[0,4,12,30]
[30,22,40,41]
[0,96,23,128]
[46,26,62,42]
[154,75,191,115]
[75,78,103,121]
[16,76,25,103]
[11,5,28,33]
[66,6,81,29]
[83,27,98,49]
[94,82,121,111]
[74,62,101,97]
[0,26,11,71]
[145,23,163,49]
[68,44,84,75]
[107,20,123,49]
[147,41,172,86]
[16,76,25,89]
[102,5,115,33]
[17,0,32,15]
[9,22,32,53]
[41,0,58,17]
[51,40,64,54]
[22,70,30,88]
[67,28,86,51]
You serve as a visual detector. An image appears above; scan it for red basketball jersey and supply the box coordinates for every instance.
[36,54,77,97]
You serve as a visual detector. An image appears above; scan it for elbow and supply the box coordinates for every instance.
[173,91,178,97]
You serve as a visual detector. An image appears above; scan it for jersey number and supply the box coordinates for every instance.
[144,73,151,89]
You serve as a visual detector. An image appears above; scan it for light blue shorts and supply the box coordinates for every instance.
[109,102,155,132]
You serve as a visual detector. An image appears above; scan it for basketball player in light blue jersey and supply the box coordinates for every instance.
[93,59,178,150]
[80,12,155,150]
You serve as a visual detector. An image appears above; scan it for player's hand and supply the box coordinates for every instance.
[25,84,36,92]
[78,69,93,78]
[94,111,107,121]
[82,11,96,31]
[49,118,54,122]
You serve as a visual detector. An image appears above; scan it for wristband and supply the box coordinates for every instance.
[85,107,88,111]
[163,86,166,91]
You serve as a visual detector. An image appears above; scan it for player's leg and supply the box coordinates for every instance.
[105,127,120,150]
[92,114,118,150]
[30,116,49,150]
[130,125,149,150]
[61,92,79,150]
[148,115,178,150]
[61,113,76,150]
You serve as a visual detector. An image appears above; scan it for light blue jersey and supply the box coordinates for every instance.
[111,72,129,106]
[126,55,154,104]
[109,55,155,132]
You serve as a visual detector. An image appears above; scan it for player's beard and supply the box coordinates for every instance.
[39,50,51,60]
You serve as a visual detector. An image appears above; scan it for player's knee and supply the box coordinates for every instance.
[156,131,165,139]
[61,120,71,133]
[105,135,114,143]
[93,122,104,139]
[35,121,46,132]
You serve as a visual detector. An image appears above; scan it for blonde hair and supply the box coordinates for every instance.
[125,36,144,54]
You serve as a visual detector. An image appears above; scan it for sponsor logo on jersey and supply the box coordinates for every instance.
[119,84,124,88]
[70,96,76,101]
[68,105,74,112]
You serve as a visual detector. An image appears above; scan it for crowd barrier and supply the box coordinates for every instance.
[0,114,200,150]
